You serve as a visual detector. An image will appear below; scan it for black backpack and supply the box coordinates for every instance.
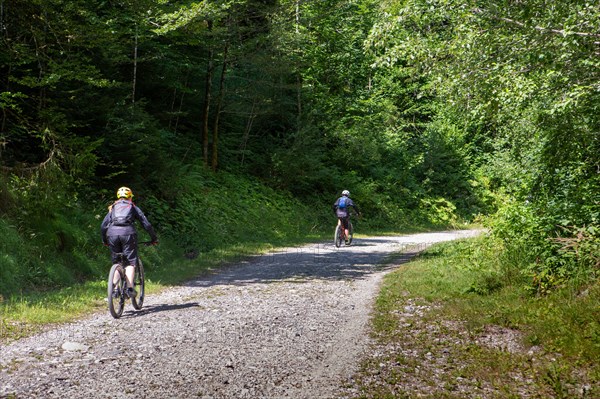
[111,200,135,226]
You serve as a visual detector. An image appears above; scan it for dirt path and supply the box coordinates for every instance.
[0,230,480,399]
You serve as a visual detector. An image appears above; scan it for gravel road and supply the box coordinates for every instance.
[0,230,480,399]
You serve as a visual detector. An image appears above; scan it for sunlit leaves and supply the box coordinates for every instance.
[152,0,226,34]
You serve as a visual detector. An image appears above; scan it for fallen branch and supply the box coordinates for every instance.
[0,138,57,174]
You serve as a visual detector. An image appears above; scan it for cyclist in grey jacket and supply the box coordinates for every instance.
[101,186,158,297]
[333,190,360,244]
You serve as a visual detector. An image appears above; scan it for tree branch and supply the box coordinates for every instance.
[472,8,600,39]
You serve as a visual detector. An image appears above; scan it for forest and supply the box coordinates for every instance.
[0,0,599,298]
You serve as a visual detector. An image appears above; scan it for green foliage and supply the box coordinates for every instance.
[0,174,107,296]
[0,220,26,295]
[0,217,99,296]
[488,195,600,293]
[1,0,487,245]
[368,0,600,290]
[270,126,336,197]
[98,102,170,187]
[146,165,327,251]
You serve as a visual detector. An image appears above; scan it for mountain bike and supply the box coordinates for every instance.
[334,218,353,248]
[107,242,153,319]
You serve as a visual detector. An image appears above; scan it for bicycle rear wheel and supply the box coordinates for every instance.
[131,258,145,310]
[334,224,343,248]
[108,264,126,319]
[347,222,353,245]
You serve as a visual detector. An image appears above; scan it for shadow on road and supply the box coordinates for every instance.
[184,236,433,288]
[123,302,201,318]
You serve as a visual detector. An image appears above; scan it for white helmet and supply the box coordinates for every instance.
[341,190,350,197]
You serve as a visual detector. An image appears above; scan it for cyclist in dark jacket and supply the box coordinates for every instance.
[333,190,360,244]
[101,186,158,298]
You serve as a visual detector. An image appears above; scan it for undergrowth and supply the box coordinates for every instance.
[352,235,600,398]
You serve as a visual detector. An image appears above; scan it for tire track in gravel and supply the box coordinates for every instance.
[0,230,481,399]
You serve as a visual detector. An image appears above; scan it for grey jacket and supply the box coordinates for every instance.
[100,199,157,244]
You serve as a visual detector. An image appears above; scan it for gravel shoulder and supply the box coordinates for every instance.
[0,230,480,399]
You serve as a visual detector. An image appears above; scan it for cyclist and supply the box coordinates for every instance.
[333,190,360,244]
[101,186,158,298]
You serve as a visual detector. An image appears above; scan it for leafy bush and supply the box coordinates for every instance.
[488,196,600,294]
[418,197,458,226]
[0,220,26,295]
[145,165,328,252]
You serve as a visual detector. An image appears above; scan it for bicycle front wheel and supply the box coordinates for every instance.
[108,264,125,319]
[131,258,145,310]
[334,224,343,248]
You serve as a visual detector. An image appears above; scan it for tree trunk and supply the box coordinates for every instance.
[170,71,189,135]
[0,64,8,133]
[295,0,302,133]
[0,1,6,133]
[132,23,138,107]
[240,101,257,167]
[211,43,228,172]
[202,21,214,167]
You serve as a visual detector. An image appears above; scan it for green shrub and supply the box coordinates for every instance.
[146,165,327,251]
[0,220,24,294]
[488,198,600,294]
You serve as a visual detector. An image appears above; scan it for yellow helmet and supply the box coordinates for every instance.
[116,186,133,199]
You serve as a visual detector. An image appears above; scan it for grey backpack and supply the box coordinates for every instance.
[111,200,135,226]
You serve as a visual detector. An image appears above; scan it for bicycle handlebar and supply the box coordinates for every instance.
[103,240,158,247]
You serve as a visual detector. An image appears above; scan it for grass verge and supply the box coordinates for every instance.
[343,235,600,399]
